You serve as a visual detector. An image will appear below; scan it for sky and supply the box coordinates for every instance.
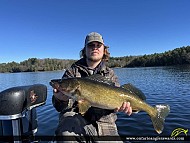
[0,0,190,63]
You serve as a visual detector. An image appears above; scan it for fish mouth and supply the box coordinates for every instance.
[49,81,58,89]
[50,81,70,92]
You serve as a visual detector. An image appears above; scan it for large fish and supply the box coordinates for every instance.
[50,75,170,134]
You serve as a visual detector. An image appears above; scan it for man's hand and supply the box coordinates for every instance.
[53,89,69,101]
[115,102,132,116]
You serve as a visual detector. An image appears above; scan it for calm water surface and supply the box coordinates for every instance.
[0,65,190,141]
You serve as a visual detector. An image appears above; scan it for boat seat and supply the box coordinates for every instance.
[0,84,47,119]
[0,84,47,142]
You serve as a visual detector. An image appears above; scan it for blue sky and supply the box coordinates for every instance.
[0,0,190,63]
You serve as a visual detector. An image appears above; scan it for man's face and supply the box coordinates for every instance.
[85,41,104,62]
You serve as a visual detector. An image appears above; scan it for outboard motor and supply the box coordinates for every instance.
[0,84,47,143]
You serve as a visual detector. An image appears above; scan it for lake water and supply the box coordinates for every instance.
[0,65,190,142]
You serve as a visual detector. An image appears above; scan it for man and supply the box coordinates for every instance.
[52,32,132,142]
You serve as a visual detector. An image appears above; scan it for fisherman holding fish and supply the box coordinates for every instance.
[52,32,132,142]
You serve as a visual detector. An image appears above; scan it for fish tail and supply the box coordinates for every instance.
[150,105,170,134]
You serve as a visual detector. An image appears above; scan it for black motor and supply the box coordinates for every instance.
[0,84,47,142]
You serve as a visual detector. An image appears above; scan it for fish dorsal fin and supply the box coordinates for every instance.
[121,83,146,101]
[85,74,115,86]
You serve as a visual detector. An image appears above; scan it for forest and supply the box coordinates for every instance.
[0,46,190,73]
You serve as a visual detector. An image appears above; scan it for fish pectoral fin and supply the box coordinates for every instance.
[78,100,91,115]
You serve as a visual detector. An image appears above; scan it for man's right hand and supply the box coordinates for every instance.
[114,102,132,116]
[53,89,69,101]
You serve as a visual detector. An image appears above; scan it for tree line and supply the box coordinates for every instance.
[0,58,75,73]
[126,46,190,67]
[0,46,190,73]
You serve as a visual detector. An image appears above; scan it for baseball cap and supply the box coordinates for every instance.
[85,32,104,46]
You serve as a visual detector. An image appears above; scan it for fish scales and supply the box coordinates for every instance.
[78,78,150,111]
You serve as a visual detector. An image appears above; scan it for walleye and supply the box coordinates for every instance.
[50,75,170,134]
